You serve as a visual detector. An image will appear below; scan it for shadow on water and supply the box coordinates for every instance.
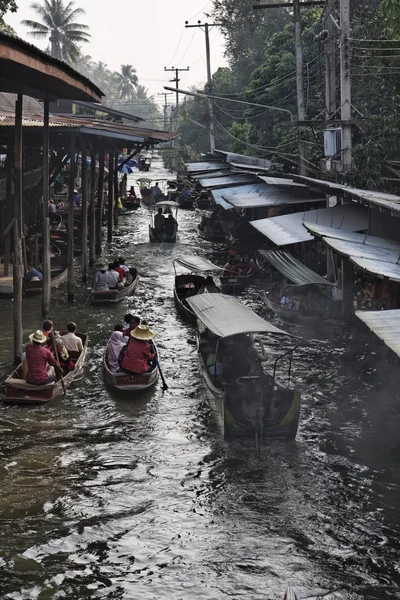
[1,156,400,599]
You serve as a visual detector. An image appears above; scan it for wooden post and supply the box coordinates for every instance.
[95,145,105,256]
[107,152,114,243]
[89,149,96,266]
[114,151,119,227]
[42,94,51,316]
[13,94,23,364]
[341,257,353,318]
[68,134,76,302]
[4,136,13,277]
[81,147,88,282]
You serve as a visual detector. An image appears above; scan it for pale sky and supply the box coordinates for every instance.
[5,0,228,107]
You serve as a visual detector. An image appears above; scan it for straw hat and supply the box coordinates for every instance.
[29,330,47,344]
[98,263,107,271]
[131,324,155,340]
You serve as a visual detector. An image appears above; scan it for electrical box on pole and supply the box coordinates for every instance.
[324,128,341,158]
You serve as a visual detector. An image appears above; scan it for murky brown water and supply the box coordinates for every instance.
[1,156,400,599]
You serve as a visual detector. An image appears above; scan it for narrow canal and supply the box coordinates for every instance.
[1,156,400,600]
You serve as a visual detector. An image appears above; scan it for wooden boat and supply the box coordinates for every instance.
[23,255,68,295]
[198,225,225,243]
[103,342,159,392]
[186,294,301,441]
[194,196,213,210]
[263,291,323,325]
[4,332,88,404]
[173,256,222,324]
[220,269,256,294]
[149,201,178,243]
[124,196,141,210]
[91,268,138,304]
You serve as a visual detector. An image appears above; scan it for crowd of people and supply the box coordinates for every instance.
[22,320,83,386]
[92,257,134,292]
[106,315,157,376]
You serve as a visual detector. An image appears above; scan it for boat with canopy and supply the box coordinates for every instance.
[173,256,222,323]
[186,294,301,441]
[149,201,179,243]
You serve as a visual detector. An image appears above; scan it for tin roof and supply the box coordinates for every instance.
[356,310,400,357]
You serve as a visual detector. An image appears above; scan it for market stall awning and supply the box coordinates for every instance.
[257,175,308,188]
[174,256,222,272]
[215,149,271,170]
[198,174,258,188]
[190,170,230,180]
[212,183,271,210]
[250,204,369,246]
[224,191,325,209]
[322,237,400,263]
[351,257,400,282]
[356,310,400,357]
[187,293,290,338]
[258,249,335,286]
[304,222,400,250]
[186,161,227,174]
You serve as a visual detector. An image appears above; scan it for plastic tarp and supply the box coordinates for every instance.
[224,192,325,209]
[356,310,400,357]
[212,182,271,210]
[250,204,369,246]
[186,162,227,173]
[187,293,290,338]
[258,249,335,286]
[174,256,222,272]
[198,174,258,188]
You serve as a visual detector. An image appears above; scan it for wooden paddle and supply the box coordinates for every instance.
[52,334,67,395]
[157,357,168,391]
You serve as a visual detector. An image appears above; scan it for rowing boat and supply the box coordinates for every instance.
[220,270,255,294]
[149,201,178,243]
[103,342,159,392]
[23,256,68,295]
[91,268,138,304]
[186,294,301,441]
[4,332,88,404]
[263,291,322,324]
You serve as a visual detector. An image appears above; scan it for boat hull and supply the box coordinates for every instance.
[198,226,225,243]
[4,333,88,404]
[174,274,206,324]
[103,344,159,392]
[91,270,138,304]
[149,225,177,243]
[263,292,321,324]
[23,256,68,295]
[220,271,255,294]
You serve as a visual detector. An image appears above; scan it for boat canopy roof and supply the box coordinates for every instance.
[258,249,335,286]
[174,256,222,272]
[186,293,291,338]
[137,177,154,183]
[155,200,179,208]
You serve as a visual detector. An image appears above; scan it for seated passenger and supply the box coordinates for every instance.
[61,322,83,353]
[92,264,109,291]
[198,276,219,295]
[42,320,54,339]
[123,315,140,338]
[154,207,165,231]
[165,214,177,235]
[107,329,126,373]
[120,324,156,375]
[25,329,60,385]
[118,256,130,274]
[50,332,75,372]
[114,259,126,283]
[24,263,43,282]
[280,291,294,308]
[106,263,120,289]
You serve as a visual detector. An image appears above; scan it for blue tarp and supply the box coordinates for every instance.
[211,182,271,210]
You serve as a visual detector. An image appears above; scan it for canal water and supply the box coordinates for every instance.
[1,155,400,599]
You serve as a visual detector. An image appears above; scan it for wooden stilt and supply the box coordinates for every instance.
[42,94,51,317]
[4,136,13,277]
[68,134,76,302]
[81,148,88,282]
[114,150,119,227]
[107,152,113,243]
[95,145,105,256]
[13,94,23,365]
[89,149,96,266]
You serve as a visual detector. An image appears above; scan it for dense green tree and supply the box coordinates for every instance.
[22,0,90,62]
[115,64,138,100]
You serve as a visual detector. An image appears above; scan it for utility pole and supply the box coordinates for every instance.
[340,0,351,171]
[254,0,324,176]
[323,0,337,118]
[164,66,190,110]
[185,20,221,153]
[158,91,173,130]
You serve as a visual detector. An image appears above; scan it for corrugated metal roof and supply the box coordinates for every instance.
[258,249,335,286]
[198,174,258,188]
[351,257,400,282]
[305,222,400,250]
[186,293,290,338]
[323,237,400,263]
[257,176,308,188]
[250,204,369,246]
[215,149,271,170]
[356,310,400,357]
[186,161,227,173]
[225,192,325,209]
[190,170,230,180]
[212,183,271,210]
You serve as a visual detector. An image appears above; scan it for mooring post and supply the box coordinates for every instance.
[89,148,96,266]
[13,94,23,364]
[67,134,76,302]
[107,152,114,243]
[81,147,88,282]
[95,144,105,256]
[114,151,119,227]
[4,135,13,278]
[42,93,51,316]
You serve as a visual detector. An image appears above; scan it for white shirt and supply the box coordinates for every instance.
[105,270,119,288]
[61,332,83,353]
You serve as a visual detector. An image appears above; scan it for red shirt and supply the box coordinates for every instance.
[122,338,155,374]
[26,344,57,384]
[114,266,125,282]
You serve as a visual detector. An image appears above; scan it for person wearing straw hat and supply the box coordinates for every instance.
[120,324,156,375]
[25,330,60,385]
[92,263,109,292]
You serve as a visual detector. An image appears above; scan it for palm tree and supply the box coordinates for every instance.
[135,84,150,100]
[22,0,90,63]
[115,64,138,100]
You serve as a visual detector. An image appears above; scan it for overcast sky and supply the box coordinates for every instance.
[6,0,228,107]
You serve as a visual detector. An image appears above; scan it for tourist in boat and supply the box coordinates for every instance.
[49,332,75,373]
[48,200,57,213]
[42,320,54,338]
[106,263,121,289]
[198,276,219,295]
[154,207,165,232]
[24,263,43,282]
[151,182,163,203]
[123,315,140,338]
[61,322,83,354]
[113,259,126,283]
[128,186,136,198]
[118,257,130,274]
[165,214,177,236]
[25,329,60,385]
[107,329,126,373]
[92,264,109,291]
[280,291,294,309]
[120,324,156,375]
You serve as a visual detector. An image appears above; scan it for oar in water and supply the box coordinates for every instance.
[52,335,67,395]
[153,346,168,391]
